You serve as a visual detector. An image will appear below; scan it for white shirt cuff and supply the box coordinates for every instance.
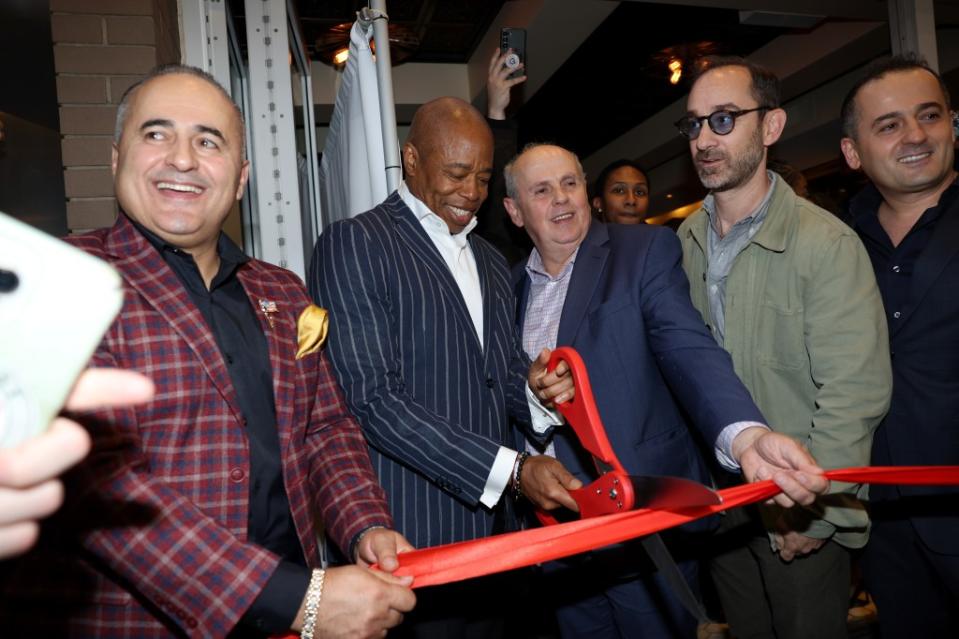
[715,421,769,472]
[525,383,563,433]
[480,446,519,508]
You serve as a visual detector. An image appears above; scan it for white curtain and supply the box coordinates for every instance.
[318,20,391,223]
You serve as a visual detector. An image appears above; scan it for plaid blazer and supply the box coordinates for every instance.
[0,214,391,638]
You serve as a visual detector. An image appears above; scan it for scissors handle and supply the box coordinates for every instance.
[547,347,628,474]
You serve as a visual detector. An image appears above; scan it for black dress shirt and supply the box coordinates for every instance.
[129,217,309,635]
[849,178,959,329]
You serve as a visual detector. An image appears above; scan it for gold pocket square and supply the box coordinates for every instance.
[296,304,329,359]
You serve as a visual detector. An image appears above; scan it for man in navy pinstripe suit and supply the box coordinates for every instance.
[310,98,582,638]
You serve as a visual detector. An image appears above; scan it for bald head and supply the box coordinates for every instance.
[406,97,491,157]
[402,97,494,234]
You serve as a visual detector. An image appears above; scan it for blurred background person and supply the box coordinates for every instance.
[591,159,651,223]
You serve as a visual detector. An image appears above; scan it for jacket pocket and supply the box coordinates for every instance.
[756,299,806,371]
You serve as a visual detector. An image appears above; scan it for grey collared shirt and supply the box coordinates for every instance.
[522,247,578,358]
[520,246,579,456]
[704,171,778,345]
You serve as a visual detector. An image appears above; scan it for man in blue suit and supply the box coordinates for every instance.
[840,54,959,638]
[503,143,827,639]
[309,98,582,638]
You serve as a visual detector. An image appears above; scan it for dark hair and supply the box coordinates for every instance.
[591,159,649,201]
[114,64,244,153]
[840,53,952,139]
[690,55,781,109]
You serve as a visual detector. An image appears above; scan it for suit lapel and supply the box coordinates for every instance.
[388,193,483,350]
[237,266,297,453]
[558,223,609,345]
[894,195,959,337]
[471,238,495,359]
[105,216,243,422]
[514,269,530,335]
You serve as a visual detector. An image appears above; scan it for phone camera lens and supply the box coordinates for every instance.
[0,269,19,292]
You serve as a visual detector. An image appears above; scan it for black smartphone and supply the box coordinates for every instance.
[500,27,526,79]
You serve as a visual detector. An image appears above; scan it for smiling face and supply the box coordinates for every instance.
[504,145,591,274]
[112,73,249,253]
[841,68,956,199]
[686,65,777,193]
[594,165,649,223]
[403,112,494,235]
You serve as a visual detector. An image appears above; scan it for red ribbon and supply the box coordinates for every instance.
[273,466,958,638]
[386,466,959,588]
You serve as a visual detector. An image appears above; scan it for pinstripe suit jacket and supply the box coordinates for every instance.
[309,192,533,548]
[0,214,391,638]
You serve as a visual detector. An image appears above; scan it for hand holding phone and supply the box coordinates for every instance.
[0,367,154,558]
[500,27,527,80]
[0,212,124,448]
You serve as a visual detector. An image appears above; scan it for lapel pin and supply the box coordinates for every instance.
[259,298,278,329]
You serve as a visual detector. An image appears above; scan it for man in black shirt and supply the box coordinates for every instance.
[840,53,959,637]
[0,64,415,638]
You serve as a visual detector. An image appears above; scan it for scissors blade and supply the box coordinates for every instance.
[629,474,722,510]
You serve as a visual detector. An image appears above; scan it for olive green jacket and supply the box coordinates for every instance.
[678,179,892,548]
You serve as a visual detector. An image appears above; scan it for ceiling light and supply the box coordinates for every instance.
[669,59,682,85]
[315,21,420,67]
[651,42,720,88]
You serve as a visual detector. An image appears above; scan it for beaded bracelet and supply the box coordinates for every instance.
[511,451,531,500]
[300,568,326,639]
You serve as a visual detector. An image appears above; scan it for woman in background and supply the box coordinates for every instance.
[592,159,650,223]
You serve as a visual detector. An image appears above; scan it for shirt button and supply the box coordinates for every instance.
[893,311,902,319]
[187,618,198,629]
[486,378,496,388]
[702,272,706,281]
[892,265,901,273]
[229,468,245,482]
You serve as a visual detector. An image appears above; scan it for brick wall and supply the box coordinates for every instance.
[51,0,179,232]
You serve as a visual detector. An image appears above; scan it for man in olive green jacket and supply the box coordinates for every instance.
[676,57,891,639]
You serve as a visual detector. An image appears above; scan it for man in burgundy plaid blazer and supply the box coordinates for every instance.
[0,66,415,638]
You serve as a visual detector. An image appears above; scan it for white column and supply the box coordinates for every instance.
[243,0,305,276]
[888,0,939,71]
[180,0,231,92]
[368,1,401,192]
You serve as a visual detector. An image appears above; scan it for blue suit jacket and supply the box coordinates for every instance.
[310,192,533,548]
[513,222,764,486]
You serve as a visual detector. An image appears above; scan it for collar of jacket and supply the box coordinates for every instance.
[685,176,797,255]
